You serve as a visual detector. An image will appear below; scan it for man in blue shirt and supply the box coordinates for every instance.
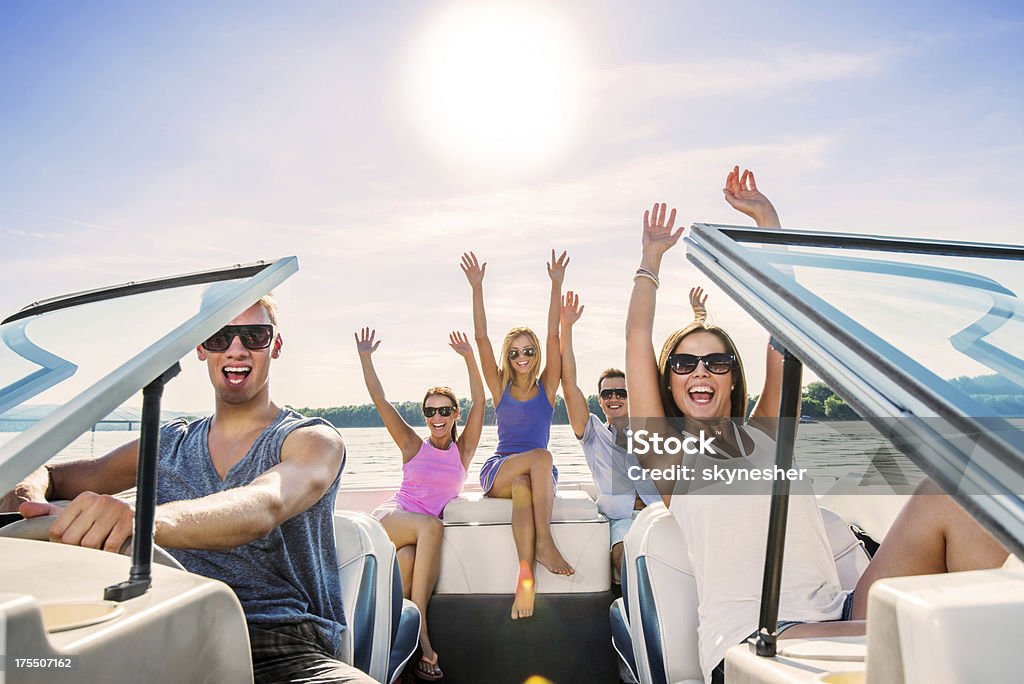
[4,294,375,684]
[560,291,662,580]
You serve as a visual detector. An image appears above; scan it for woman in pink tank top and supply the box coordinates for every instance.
[356,328,485,681]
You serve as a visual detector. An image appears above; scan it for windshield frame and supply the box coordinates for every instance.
[685,224,1024,558]
[0,257,298,493]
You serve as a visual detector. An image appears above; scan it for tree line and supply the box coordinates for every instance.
[290,395,601,429]
[292,374,1022,428]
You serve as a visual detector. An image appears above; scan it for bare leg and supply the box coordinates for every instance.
[507,474,537,618]
[847,478,1008,619]
[488,449,574,576]
[380,512,445,665]
[782,479,1008,639]
[396,545,415,600]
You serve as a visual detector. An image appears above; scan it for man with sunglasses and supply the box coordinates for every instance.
[4,292,375,684]
[559,292,662,583]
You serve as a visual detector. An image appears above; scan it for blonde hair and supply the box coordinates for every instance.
[256,293,279,326]
[200,284,279,327]
[657,323,747,419]
[422,386,459,444]
[498,326,542,391]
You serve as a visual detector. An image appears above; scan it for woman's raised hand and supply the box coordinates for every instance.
[449,330,474,357]
[561,290,584,327]
[642,202,683,257]
[723,166,780,227]
[547,249,570,285]
[355,327,381,356]
[460,251,486,287]
[689,286,708,323]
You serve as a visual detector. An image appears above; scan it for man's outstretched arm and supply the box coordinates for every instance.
[1,440,139,512]
[39,424,344,553]
[154,424,344,550]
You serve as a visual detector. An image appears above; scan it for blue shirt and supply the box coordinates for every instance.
[495,380,553,454]
[580,414,662,520]
[156,408,345,655]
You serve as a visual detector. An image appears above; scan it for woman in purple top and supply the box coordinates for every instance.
[356,328,485,681]
[461,249,575,622]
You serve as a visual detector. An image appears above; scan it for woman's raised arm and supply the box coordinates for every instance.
[355,327,421,460]
[723,166,789,437]
[450,330,486,469]
[540,250,569,404]
[626,202,683,421]
[461,251,502,401]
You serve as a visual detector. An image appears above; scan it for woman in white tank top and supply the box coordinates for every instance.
[624,167,1009,683]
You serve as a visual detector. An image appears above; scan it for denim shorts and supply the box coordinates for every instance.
[776,589,856,635]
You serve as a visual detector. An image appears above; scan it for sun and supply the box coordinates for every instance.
[407,3,583,173]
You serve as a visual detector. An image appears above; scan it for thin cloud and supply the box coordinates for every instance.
[6,228,64,239]
[9,210,119,233]
[598,47,892,103]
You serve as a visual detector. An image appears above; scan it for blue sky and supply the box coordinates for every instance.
[2,0,1022,409]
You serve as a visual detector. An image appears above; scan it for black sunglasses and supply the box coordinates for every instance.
[600,388,628,400]
[507,347,537,360]
[201,325,275,352]
[667,352,735,375]
[423,406,457,418]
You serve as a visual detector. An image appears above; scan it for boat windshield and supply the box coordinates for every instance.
[685,225,1024,554]
[759,244,1022,404]
[0,258,298,493]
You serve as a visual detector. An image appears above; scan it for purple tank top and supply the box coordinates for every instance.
[394,439,467,518]
[495,380,553,454]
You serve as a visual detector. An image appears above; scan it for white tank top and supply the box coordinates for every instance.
[669,424,847,681]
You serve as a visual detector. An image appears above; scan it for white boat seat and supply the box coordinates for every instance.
[442,490,601,523]
[334,510,421,684]
[436,490,610,594]
[820,506,872,591]
[614,504,870,684]
[616,503,702,684]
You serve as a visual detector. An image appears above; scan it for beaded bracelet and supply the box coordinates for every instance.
[634,267,660,288]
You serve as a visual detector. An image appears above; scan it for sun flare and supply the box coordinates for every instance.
[407,3,582,172]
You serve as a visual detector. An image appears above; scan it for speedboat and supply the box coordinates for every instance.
[2,225,1023,684]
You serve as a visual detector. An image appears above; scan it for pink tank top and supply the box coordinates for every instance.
[393,439,467,518]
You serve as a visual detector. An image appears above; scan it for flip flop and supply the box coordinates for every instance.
[413,652,443,681]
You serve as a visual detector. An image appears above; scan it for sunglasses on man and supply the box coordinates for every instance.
[201,325,275,352]
[667,352,735,375]
[600,388,628,400]
[423,406,457,418]
[507,347,537,360]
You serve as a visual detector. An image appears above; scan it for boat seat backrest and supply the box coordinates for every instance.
[621,503,701,684]
[617,504,871,684]
[437,490,610,594]
[820,506,872,590]
[333,511,421,684]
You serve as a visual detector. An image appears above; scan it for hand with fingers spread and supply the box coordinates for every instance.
[723,165,781,228]
[560,290,585,328]
[546,250,570,285]
[689,286,709,324]
[642,201,684,260]
[448,330,474,358]
[460,251,487,288]
[354,327,381,357]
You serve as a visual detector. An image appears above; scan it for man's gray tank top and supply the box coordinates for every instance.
[157,408,345,655]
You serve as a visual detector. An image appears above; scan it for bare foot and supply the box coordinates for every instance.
[511,561,536,619]
[536,540,575,575]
